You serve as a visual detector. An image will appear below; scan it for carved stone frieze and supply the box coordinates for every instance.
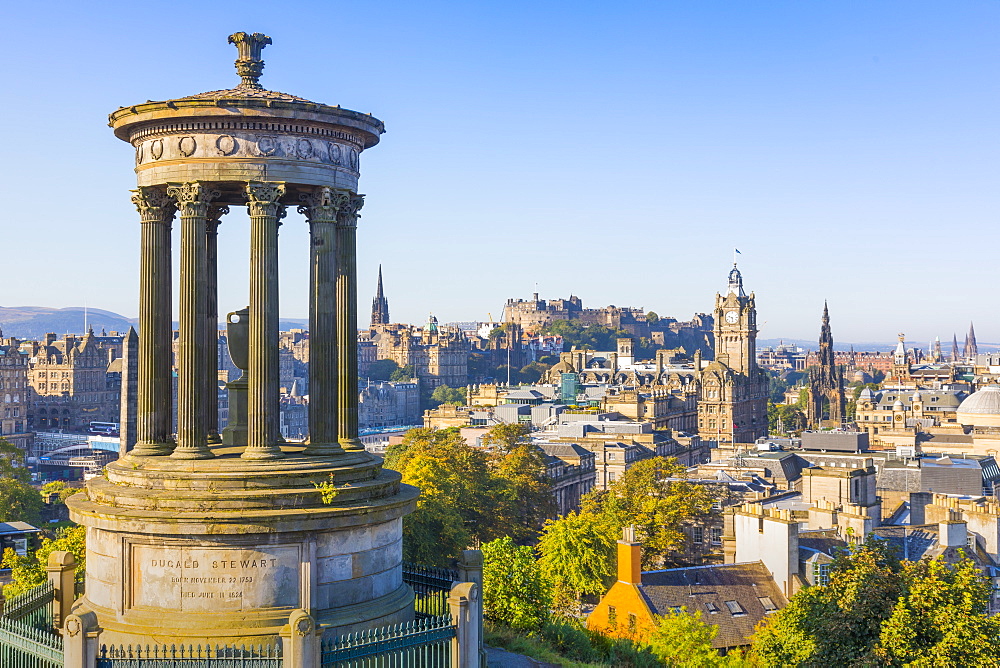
[134,132,358,172]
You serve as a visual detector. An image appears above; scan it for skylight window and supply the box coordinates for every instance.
[758,596,777,612]
[724,600,745,616]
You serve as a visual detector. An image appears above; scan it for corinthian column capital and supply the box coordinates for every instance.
[246,182,287,219]
[167,182,222,218]
[297,187,349,224]
[336,194,365,228]
[131,186,176,224]
[206,205,230,233]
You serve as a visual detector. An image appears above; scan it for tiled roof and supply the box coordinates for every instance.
[638,561,786,649]
[177,87,313,102]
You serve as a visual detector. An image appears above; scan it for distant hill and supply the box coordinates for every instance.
[759,338,1000,354]
[0,306,311,341]
[0,307,137,340]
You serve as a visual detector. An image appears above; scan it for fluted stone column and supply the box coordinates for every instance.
[299,187,347,456]
[130,187,175,457]
[168,182,219,460]
[336,194,365,451]
[205,206,228,444]
[244,182,286,460]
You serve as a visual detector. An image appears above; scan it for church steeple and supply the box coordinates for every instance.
[964,322,978,359]
[371,265,389,326]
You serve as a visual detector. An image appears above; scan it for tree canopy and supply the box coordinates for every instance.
[366,358,400,381]
[2,525,86,598]
[0,438,41,525]
[541,319,630,351]
[429,384,465,407]
[482,536,551,631]
[537,511,616,611]
[750,540,1000,667]
[384,425,554,563]
[582,457,713,568]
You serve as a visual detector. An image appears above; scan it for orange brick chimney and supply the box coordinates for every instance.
[617,526,642,585]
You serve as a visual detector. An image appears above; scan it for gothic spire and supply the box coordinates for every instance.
[965,322,978,359]
[952,333,960,362]
[370,265,390,326]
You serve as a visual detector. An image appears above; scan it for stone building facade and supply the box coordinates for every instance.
[371,316,469,390]
[358,380,421,429]
[0,335,32,451]
[24,329,123,432]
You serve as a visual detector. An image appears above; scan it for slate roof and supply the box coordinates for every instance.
[637,561,786,649]
[798,529,846,556]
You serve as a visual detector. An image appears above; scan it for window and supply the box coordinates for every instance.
[628,613,637,634]
[608,452,616,460]
[710,527,723,544]
[813,562,831,586]
[705,602,719,614]
[724,600,745,616]
[607,606,617,628]
[758,596,777,612]
[692,526,704,544]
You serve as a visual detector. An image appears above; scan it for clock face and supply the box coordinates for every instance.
[725,311,739,324]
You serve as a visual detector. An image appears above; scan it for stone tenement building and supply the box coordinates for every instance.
[23,329,123,432]
[371,315,469,390]
[0,334,31,451]
[502,292,714,355]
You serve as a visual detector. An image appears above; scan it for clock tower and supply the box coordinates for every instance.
[713,264,757,373]
[697,263,769,444]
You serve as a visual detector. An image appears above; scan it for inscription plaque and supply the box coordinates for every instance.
[131,544,300,612]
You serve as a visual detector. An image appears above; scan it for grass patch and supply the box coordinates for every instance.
[485,617,660,667]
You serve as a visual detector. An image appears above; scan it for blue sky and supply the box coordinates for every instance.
[2,1,997,344]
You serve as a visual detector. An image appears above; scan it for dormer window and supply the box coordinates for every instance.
[705,602,719,614]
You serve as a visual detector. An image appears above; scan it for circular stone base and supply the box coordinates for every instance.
[67,448,418,646]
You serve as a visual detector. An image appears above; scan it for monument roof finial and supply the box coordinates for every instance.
[228,31,272,90]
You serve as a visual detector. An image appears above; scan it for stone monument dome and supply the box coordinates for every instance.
[68,32,417,647]
[110,31,382,193]
[957,385,1000,428]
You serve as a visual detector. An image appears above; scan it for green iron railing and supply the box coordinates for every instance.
[0,615,63,668]
[321,615,454,667]
[97,643,282,667]
[402,562,456,619]
[3,582,55,631]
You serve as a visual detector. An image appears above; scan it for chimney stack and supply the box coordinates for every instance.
[617,526,642,585]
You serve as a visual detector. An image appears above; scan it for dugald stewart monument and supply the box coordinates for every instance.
[66,32,420,646]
